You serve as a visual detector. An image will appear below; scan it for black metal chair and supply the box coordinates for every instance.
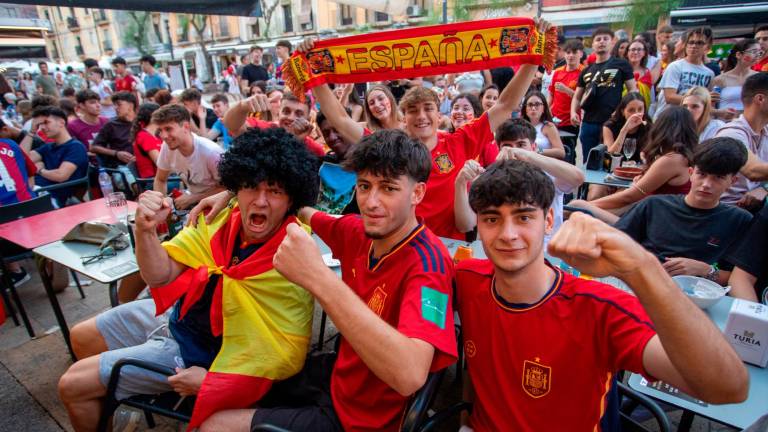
[418,380,670,432]
[97,358,448,432]
[0,194,86,337]
[617,381,671,432]
[36,176,90,207]
[134,174,183,195]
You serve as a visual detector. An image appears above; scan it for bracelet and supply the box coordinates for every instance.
[114,150,119,157]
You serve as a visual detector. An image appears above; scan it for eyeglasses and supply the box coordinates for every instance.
[526,102,544,108]
[81,246,116,265]
[687,40,708,46]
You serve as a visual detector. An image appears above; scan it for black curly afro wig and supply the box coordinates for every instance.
[218,127,320,214]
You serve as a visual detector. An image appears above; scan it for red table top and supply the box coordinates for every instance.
[0,198,138,250]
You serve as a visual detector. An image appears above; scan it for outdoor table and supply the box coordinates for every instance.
[628,296,768,431]
[0,198,138,360]
[577,168,632,199]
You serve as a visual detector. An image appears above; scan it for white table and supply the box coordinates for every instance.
[34,238,138,359]
[628,296,768,430]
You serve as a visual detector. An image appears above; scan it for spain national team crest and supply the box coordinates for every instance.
[367,285,387,316]
[464,340,477,358]
[522,358,551,398]
[434,153,454,174]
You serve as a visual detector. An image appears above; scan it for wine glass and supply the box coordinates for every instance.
[107,192,128,225]
[623,138,637,163]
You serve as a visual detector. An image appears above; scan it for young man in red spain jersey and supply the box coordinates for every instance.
[455,160,748,431]
[547,39,584,140]
[199,129,457,432]
[295,18,551,240]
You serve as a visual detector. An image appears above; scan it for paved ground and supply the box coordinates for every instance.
[0,255,743,432]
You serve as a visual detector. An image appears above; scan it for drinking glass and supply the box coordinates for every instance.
[623,138,637,162]
[107,192,128,224]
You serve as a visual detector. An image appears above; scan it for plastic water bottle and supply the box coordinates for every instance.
[98,168,113,199]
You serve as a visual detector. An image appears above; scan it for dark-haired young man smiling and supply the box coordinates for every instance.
[455,159,747,431]
[201,129,457,432]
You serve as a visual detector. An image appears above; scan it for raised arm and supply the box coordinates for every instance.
[549,213,748,403]
[295,38,366,144]
[223,94,269,138]
[487,19,551,132]
[454,160,484,233]
[134,190,187,287]
[274,224,436,396]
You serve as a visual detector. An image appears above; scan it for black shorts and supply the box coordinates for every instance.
[251,353,342,432]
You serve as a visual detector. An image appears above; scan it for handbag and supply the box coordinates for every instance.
[62,222,129,251]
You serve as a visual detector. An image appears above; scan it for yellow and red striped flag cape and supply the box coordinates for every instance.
[150,205,314,428]
[283,17,558,98]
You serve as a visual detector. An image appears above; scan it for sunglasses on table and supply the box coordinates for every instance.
[81,246,117,265]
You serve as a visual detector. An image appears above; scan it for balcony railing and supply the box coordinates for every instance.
[75,45,84,56]
[67,16,79,29]
[95,10,108,23]
[103,42,113,52]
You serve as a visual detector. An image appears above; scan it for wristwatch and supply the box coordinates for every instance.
[537,148,544,155]
[705,265,720,282]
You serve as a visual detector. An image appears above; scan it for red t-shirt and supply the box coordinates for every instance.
[114,74,137,93]
[752,57,768,72]
[418,113,493,240]
[133,129,163,178]
[311,212,457,432]
[247,118,326,157]
[455,259,657,431]
[548,65,584,127]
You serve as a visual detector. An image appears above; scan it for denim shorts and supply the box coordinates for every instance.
[96,299,184,400]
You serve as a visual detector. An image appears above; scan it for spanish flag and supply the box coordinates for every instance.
[150,204,314,428]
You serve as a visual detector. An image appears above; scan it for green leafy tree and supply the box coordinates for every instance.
[189,14,214,81]
[621,0,680,33]
[122,11,153,56]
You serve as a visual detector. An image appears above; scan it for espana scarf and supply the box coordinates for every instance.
[151,206,314,428]
[283,17,557,97]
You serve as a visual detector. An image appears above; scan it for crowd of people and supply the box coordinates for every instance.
[1,17,767,432]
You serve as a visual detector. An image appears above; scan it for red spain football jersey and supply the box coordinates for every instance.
[455,259,657,431]
[417,113,493,240]
[311,212,457,432]
[114,74,137,93]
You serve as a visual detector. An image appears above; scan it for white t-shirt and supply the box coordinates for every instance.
[545,174,577,246]
[655,59,714,118]
[156,134,224,195]
[700,118,725,143]
[90,80,116,119]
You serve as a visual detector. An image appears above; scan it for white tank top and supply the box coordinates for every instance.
[719,86,743,111]
[534,123,552,150]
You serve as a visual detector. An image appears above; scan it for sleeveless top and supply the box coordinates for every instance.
[653,180,691,195]
[719,86,743,111]
[534,122,552,150]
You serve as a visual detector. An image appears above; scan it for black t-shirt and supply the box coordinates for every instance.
[725,203,768,303]
[241,64,269,85]
[169,237,262,368]
[490,67,515,92]
[615,195,752,268]
[577,57,635,124]
[191,108,218,131]
[603,118,649,163]
[92,118,133,168]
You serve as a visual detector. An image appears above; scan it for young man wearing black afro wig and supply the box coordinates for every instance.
[199,129,457,432]
[58,127,320,431]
